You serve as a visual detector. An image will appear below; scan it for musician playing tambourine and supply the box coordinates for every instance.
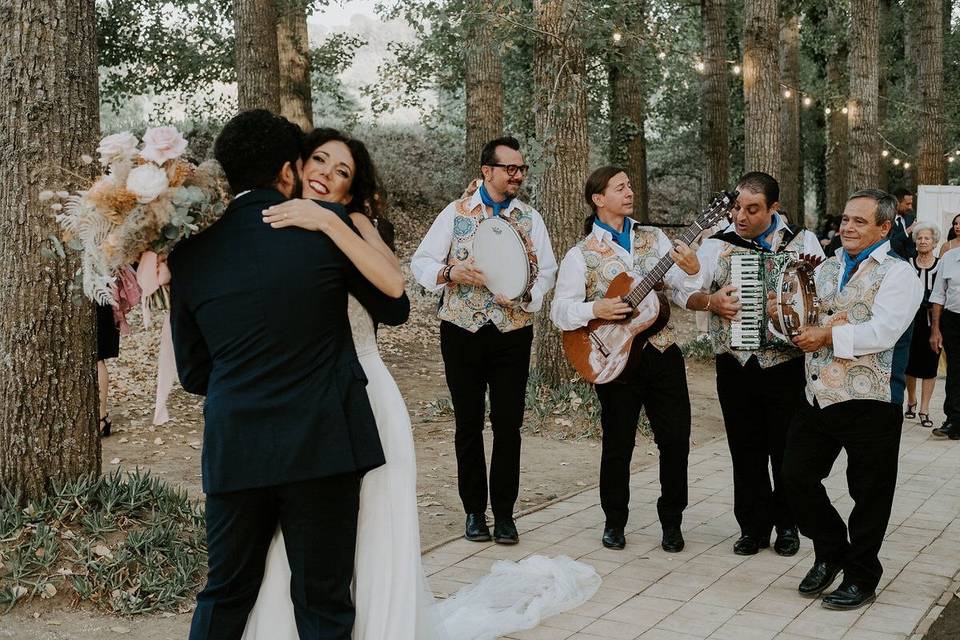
[411,136,558,546]
[680,172,824,558]
[551,165,703,553]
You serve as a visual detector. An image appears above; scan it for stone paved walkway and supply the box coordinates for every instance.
[423,415,960,640]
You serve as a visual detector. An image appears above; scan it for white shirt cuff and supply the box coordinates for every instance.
[831,325,855,360]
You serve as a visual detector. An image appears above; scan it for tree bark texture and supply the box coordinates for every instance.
[608,2,649,222]
[825,3,849,216]
[847,0,880,191]
[533,0,589,386]
[464,0,504,183]
[877,0,893,191]
[234,0,281,112]
[700,0,730,199]
[0,0,101,501]
[917,0,946,186]
[779,12,802,223]
[742,0,781,178]
[277,0,314,130]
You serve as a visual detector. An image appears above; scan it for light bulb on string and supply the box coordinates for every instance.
[732,64,741,75]
[904,162,911,169]
[955,150,960,156]
[893,158,901,166]
[694,61,705,73]
[803,96,812,107]
[825,107,832,115]
[950,156,956,163]
[841,106,848,114]
[612,31,622,43]
[783,89,792,99]
[657,50,666,60]
[881,149,889,158]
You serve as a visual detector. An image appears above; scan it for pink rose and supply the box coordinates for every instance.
[140,127,188,165]
[97,132,139,166]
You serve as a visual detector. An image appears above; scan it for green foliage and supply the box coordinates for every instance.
[0,469,205,615]
[679,333,714,361]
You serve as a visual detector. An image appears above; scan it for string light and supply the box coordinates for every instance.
[881,149,889,157]
[950,156,956,163]
[803,96,812,107]
[841,106,848,114]
[825,107,832,115]
[783,89,792,99]
[612,31,622,43]
[732,64,741,75]
[657,50,666,60]
[893,158,901,166]
[694,61,705,73]
[904,162,911,169]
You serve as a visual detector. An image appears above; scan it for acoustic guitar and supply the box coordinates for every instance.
[562,191,739,384]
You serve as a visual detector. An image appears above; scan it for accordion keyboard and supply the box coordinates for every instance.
[730,253,764,349]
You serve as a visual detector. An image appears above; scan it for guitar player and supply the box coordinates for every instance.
[551,165,702,552]
[680,171,824,558]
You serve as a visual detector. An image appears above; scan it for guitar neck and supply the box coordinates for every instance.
[622,221,707,308]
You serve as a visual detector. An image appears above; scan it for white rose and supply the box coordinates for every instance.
[97,132,139,166]
[140,126,188,165]
[126,164,169,204]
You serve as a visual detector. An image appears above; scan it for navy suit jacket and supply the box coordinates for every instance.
[889,213,916,259]
[169,189,409,495]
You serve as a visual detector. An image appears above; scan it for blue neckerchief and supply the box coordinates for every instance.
[753,216,779,251]
[839,239,888,289]
[479,183,513,218]
[594,217,632,253]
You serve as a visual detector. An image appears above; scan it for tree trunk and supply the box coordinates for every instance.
[742,0,781,178]
[917,0,946,186]
[825,2,849,217]
[780,11,802,223]
[847,0,880,191]
[464,0,504,183]
[700,0,730,198]
[0,0,100,501]
[277,0,313,130]
[533,0,588,386]
[608,3,649,222]
[234,0,281,112]
[877,0,893,191]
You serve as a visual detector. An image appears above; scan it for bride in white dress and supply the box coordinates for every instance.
[242,129,599,640]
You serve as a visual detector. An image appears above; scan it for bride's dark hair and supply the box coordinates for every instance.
[300,128,394,250]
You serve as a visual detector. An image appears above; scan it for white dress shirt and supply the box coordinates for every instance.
[929,247,960,313]
[550,220,702,331]
[410,189,558,313]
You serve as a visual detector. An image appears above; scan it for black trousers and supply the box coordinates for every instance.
[941,310,960,424]
[440,321,533,520]
[189,473,362,640]
[715,353,804,538]
[782,399,902,591]
[594,343,690,530]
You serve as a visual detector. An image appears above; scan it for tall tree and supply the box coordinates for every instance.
[742,0,781,177]
[277,0,314,130]
[847,0,881,191]
[609,3,649,221]
[825,2,849,216]
[234,0,281,112]
[533,0,589,386]
[463,0,504,182]
[0,0,100,500]
[780,9,802,222]
[917,0,947,186]
[701,0,730,199]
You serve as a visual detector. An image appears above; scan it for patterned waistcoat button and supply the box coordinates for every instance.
[811,374,819,380]
[813,352,820,358]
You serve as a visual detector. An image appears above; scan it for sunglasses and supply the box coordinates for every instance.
[486,163,530,177]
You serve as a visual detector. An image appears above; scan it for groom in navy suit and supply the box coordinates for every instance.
[170,110,409,640]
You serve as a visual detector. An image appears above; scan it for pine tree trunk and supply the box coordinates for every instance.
[277,0,314,130]
[0,0,101,501]
[608,4,649,221]
[701,0,730,198]
[826,3,849,217]
[234,0,281,112]
[847,0,880,191]
[780,12,802,223]
[917,0,946,186]
[533,0,588,386]
[743,0,781,177]
[464,0,504,183]
[877,0,892,191]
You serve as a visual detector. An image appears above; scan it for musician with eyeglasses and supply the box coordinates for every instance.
[551,165,702,553]
[411,136,558,545]
[680,172,824,558]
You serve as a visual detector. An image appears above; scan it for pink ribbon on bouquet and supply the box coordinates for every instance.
[110,266,142,335]
[136,251,175,425]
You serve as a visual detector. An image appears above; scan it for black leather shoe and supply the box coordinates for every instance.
[464,513,491,542]
[798,560,842,597]
[661,526,684,553]
[822,582,876,610]
[733,534,770,556]
[774,526,800,556]
[493,519,519,545]
[933,423,960,440]
[602,526,626,550]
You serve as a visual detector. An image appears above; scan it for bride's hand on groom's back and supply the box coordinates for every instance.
[263,200,340,234]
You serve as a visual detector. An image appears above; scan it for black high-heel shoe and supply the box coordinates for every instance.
[904,403,917,419]
[99,414,112,438]
[919,412,934,428]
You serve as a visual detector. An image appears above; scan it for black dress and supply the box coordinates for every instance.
[96,303,120,361]
[905,256,940,379]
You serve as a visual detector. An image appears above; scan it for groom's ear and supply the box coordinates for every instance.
[277,160,295,198]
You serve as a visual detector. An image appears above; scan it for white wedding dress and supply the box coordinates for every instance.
[242,296,601,640]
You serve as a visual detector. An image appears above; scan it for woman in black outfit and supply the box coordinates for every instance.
[96,303,120,436]
[905,222,942,427]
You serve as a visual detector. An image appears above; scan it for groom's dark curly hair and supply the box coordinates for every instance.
[214,109,302,194]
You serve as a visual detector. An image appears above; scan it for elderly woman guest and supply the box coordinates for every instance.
[905,221,942,427]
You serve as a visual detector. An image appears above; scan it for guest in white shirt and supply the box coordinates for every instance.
[928,241,960,440]
[410,136,557,545]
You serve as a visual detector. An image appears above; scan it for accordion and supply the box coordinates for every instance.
[729,252,820,349]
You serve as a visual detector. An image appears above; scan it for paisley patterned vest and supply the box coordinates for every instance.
[708,229,807,368]
[437,195,538,333]
[577,225,676,351]
[805,252,912,407]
